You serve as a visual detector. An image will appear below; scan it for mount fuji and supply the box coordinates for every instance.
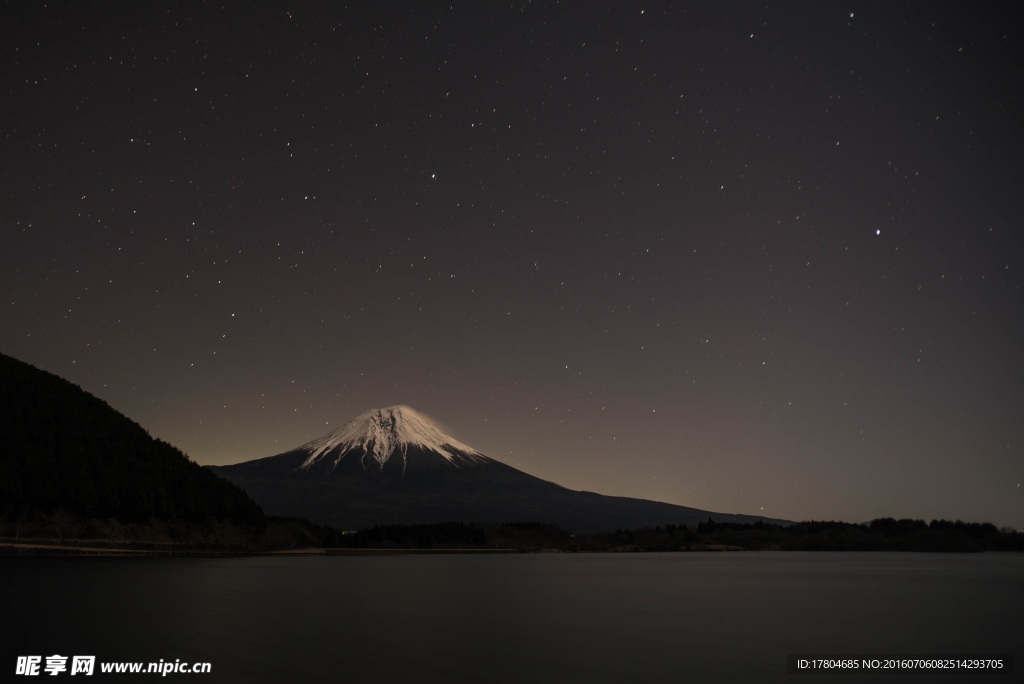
[209,406,786,533]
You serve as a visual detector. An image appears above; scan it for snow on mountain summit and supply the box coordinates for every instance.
[297,405,484,470]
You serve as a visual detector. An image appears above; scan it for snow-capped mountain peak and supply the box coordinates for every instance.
[298,405,483,470]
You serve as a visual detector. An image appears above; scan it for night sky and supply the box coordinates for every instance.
[3,1,1022,529]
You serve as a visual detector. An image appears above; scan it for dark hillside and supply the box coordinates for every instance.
[0,353,263,527]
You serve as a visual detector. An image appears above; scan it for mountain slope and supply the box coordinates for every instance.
[210,406,787,533]
[0,353,264,526]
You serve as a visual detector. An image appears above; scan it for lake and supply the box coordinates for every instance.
[3,552,1020,683]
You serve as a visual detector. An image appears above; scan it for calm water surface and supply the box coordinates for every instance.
[4,552,1021,683]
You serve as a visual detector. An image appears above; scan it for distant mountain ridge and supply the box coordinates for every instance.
[211,405,788,533]
[0,353,263,527]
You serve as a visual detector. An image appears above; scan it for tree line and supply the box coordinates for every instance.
[0,353,264,531]
[317,518,1022,552]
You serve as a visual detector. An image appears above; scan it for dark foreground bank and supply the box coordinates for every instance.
[3,516,1021,556]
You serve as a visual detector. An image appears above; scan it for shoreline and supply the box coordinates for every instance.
[0,541,522,557]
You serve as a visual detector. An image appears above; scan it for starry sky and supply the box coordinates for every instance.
[3,1,1022,529]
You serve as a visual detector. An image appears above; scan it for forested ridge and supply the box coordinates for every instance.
[0,353,263,527]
